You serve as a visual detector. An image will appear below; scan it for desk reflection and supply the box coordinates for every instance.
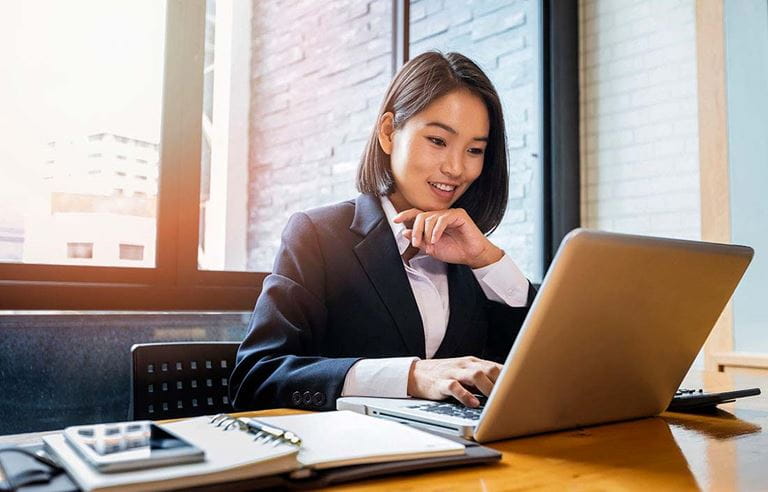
[666,408,768,492]
[329,405,768,491]
[496,417,699,490]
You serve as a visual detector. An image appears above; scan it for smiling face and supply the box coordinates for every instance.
[377,89,490,212]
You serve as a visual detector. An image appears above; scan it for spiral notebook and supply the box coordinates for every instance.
[43,411,466,492]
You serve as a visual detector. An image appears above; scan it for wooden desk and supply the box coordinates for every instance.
[2,371,766,490]
[251,371,768,491]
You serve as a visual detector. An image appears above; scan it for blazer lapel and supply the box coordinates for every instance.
[351,194,426,358]
[433,263,479,359]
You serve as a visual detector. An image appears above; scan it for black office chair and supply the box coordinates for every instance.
[130,341,240,420]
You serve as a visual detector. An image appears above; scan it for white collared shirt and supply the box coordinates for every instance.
[340,196,530,398]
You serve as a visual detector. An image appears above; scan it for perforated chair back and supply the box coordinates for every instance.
[130,342,240,420]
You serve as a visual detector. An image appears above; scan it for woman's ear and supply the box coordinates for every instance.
[377,112,395,155]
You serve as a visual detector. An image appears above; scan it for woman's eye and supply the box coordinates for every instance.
[468,148,485,155]
[427,137,446,146]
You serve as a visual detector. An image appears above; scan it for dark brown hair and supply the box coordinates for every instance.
[356,51,509,234]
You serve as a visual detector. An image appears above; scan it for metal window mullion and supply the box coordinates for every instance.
[393,0,410,74]
[541,0,580,271]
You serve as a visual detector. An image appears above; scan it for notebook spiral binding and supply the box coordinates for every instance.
[208,414,302,447]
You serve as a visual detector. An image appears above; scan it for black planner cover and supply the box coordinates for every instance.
[0,445,78,492]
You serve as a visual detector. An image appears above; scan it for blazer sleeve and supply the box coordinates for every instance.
[483,281,538,364]
[229,212,361,411]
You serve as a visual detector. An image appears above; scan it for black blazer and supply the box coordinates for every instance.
[229,193,535,411]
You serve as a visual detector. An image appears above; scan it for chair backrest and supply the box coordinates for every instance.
[130,341,240,420]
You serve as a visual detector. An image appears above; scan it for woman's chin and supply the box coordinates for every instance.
[421,195,460,211]
[418,202,451,212]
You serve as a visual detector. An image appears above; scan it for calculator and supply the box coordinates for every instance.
[667,387,761,412]
[63,421,204,472]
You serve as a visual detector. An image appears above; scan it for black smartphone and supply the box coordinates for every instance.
[63,421,204,473]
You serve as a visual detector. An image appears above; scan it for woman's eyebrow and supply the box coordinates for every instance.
[424,121,488,142]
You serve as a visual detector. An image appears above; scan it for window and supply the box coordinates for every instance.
[67,242,93,259]
[119,244,145,261]
[0,0,578,310]
[0,0,164,270]
[724,0,768,355]
[0,227,24,262]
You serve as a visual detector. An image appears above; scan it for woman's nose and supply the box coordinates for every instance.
[440,151,464,178]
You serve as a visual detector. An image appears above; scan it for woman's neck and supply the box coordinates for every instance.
[387,191,410,213]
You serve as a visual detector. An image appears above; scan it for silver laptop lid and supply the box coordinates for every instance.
[475,229,753,442]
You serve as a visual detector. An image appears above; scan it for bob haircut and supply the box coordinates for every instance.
[356,51,509,235]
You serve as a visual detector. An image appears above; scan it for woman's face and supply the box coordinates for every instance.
[378,89,489,212]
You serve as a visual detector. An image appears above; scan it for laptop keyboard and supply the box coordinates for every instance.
[407,388,733,422]
[407,396,488,421]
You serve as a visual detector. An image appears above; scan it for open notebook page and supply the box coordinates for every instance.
[256,410,465,470]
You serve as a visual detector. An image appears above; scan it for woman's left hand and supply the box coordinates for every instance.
[394,208,503,268]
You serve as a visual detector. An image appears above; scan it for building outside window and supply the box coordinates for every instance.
[0,1,164,270]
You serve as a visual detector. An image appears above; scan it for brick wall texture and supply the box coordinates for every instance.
[247,0,394,271]
[579,0,701,240]
[248,0,541,278]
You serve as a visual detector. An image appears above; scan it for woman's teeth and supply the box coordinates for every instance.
[430,182,456,192]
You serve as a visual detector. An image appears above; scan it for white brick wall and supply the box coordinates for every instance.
[579,0,701,240]
[247,0,394,271]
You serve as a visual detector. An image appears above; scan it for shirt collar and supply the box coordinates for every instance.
[379,195,411,256]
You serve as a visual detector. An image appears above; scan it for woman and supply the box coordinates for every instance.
[229,51,535,412]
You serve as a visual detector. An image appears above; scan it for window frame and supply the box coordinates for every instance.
[541,0,581,266]
[0,0,579,310]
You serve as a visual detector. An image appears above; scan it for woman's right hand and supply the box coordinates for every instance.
[407,356,503,407]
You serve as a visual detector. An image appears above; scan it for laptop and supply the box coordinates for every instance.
[337,229,753,443]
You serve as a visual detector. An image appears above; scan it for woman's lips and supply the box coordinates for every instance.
[428,181,457,200]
